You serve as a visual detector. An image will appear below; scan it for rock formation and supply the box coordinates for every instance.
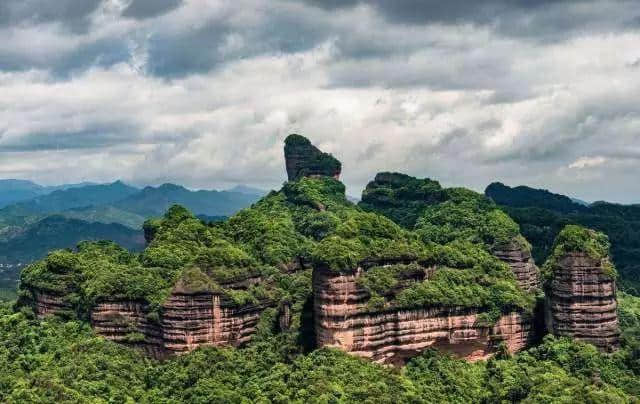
[492,241,540,292]
[32,290,73,318]
[359,172,445,228]
[314,264,533,365]
[284,134,341,181]
[544,226,620,351]
[31,288,272,359]
[545,252,619,351]
[20,137,622,367]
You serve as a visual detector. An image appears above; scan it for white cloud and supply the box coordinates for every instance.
[569,156,608,169]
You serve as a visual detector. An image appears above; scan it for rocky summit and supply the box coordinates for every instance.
[284,134,341,181]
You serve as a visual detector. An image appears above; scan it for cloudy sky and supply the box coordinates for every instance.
[1,0,639,202]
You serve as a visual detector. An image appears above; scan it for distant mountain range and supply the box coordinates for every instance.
[0,179,97,208]
[0,180,267,291]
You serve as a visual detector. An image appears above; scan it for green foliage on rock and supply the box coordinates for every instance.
[485,182,640,295]
[20,171,536,322]
[415,188,524,251]
[542,224,617,281]
[359,172,445,228]
[356,240,535,316]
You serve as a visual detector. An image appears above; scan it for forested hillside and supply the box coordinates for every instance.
[1,299,639,402]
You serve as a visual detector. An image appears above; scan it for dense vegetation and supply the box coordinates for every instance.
[542,225,616,281]
[484,182,640,294]
[359,173,528,252]
[19,172,534,336]
[1,292,638,402]
[359,172,445,228]
[486,182,586,214]
[0,216,145,296]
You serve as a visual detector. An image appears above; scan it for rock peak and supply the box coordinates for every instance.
[284,134,341,181]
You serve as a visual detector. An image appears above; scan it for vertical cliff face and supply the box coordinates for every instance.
[90,300,167,358]
[314,266,533,365]
[32,290,73,318]
[492,241,540,292]
[32,290,272,359]
[545,251,620,351]
[284,134,341,181]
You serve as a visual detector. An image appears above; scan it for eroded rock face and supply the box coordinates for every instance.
[545,252,620,351]
[492,241,540,292]
[33,290,271,359]
[33,291,72,318]
[91,300,167,358]
[284,134,341,181]
[314,266,533,365]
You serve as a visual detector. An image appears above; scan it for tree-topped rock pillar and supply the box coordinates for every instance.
[544,225,620,351]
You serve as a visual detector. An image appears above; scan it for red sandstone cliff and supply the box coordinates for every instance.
[545,252,619,351]
[313,266,533,365]
[32,288,272,358]
[492,241,540,292]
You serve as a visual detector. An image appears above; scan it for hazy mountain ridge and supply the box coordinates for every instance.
[0,180,265,291]
[0,179,97,208]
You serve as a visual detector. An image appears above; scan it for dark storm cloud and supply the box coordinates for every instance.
[0,0,102,31]
[145,5,332,77]
[122,0,183,20]
[0,126,141,152]
[305,0,638,41]
[0,36,131,77]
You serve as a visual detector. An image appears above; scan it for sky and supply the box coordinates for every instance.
[1,0,639,203]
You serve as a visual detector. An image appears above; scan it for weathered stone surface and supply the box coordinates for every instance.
[33,289,270,359]
[91,300,167,358]
[314,266,533,365]
[284,134,341,181]
[33,290,72,318]
[492,241,540,292]
[545,252,620,351]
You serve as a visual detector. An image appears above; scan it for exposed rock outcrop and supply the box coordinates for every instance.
[284,134,341,181]
[492,241,540,292]
[90,300,166,358]
[314,266,533,365]
[33,290,73,318]
[545,252,619,351]
[33,289,271,359]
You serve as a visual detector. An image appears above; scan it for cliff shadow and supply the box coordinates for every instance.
[296,295,316,353]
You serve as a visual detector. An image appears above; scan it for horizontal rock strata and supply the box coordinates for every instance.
[314,266,533,365]
[492,241,540,292]
[545,252,619,351]
[33,290,73,318]
[33,290,273,359]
